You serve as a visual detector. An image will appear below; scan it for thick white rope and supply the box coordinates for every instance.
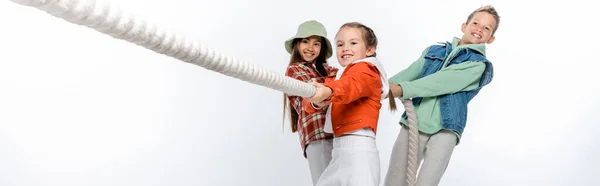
[11,0,315,97]
[401,99,419,186]
[11,0,420,184]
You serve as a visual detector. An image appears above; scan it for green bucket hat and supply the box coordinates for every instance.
[285,20,333,59]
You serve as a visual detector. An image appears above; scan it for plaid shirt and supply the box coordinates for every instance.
[286,61,338,157]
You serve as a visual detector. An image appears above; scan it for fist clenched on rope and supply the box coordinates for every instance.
[305,82,332,108]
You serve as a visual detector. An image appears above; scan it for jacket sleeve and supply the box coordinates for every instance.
[388,47,430,84]
[398,61,486,99]
[286,65,326,113]
[323,62,382,105]
[324,63,340,78]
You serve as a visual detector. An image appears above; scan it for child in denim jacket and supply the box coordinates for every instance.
[385,5,500,186]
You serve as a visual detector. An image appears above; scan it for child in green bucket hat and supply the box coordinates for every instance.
[282,20,338,185]
[284,20,333,59]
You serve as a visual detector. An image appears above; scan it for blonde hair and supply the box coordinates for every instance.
[466,5,501,35]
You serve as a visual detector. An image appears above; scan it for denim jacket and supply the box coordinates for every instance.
[402,41,493,136]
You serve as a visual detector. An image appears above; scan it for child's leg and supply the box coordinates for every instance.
[384,126,428,186]
[316,135,380,186]
[416,130,457,186]
[306,139,334,185]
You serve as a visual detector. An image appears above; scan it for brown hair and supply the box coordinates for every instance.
[466,5,501,35]
[338,22,397,111]
[283,37,330,132]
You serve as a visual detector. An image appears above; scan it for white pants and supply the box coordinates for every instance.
[316,135,380,186]
[306,139,334,185]
[384,127,457,186]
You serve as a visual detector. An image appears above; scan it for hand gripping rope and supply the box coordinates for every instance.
[10,0,420,185]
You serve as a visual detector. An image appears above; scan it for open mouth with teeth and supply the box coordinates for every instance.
[341,54,353,59]
[472,33,482,39]
[304,52,315,57]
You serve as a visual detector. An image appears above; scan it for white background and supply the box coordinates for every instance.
[1,0,599,185]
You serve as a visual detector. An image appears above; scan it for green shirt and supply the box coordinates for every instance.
[389,37,487,141]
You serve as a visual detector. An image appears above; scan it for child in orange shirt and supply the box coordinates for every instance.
[306,22,396,186]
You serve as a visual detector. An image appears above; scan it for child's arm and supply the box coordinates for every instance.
[286,65,327,113]
[396,61,486,99]
[388,47,430,83]
[321,63,381,105]
[324,63,339,77]
[388,47,430,97]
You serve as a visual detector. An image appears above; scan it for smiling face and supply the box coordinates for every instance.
[296,36,322,62]
[459,12,497,45]
[335,26,375,67]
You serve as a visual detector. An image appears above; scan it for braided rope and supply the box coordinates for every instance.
[11,0,315,97]
[11,0,420,184]
[401,99,419,186]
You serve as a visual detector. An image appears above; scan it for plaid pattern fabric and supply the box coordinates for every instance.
[286,62,337,157]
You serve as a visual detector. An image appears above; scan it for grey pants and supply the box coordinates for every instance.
[384,127,457,186]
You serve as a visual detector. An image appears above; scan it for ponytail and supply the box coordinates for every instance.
[388,89,397,111]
